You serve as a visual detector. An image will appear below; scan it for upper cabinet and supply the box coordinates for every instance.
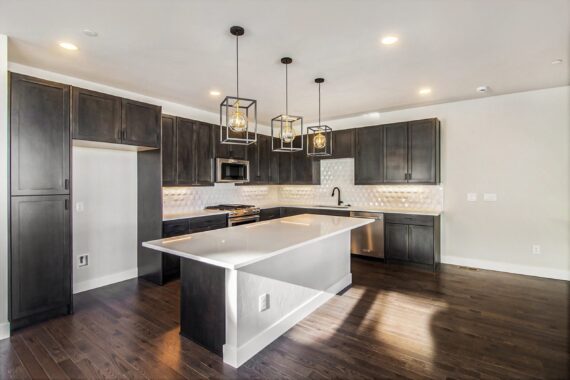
[10,73,70,196]
[331,129,355,159]
[354,125,384,185]
[162,117,214,186]
[384,118,440,184]
[72,87,161,149]
[121,99,162,148]
[215,126,247,160]
[72,87,122,143]
[354,119,440,185]
[247,134,279,185]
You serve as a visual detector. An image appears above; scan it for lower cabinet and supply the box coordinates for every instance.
[260,207,282,221]
[10,195,72,330]
[384,214,440,271]
[142,214,228,285]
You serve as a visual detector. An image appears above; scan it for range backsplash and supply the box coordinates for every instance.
[163,158,443,215]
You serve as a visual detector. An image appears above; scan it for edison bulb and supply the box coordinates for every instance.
[313,132,326,149]
[228,108,247,132]
[281,121,296,143]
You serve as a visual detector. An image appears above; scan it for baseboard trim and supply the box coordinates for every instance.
[223,273,352,368]
[442,256,570,281]
[0,322,10,340]
[73,268,139,294]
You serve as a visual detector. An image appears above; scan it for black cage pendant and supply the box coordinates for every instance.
[272,57,304,152]
[307,78,332,157]
[220,26,257,145]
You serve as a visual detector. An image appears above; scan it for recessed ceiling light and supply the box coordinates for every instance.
[82,29,98,37]
[418,88,432,95]
[58,42,78,50]
[476,85,490,93]
[551,59,563,65]
[381,36,399,45]
[209,90,221,96]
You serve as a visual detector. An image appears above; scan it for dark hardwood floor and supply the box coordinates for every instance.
[1,258,568,379]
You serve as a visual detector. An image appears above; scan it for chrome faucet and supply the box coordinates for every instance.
[331,187,343,206]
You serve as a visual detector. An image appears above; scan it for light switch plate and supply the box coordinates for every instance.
[483,193,497,202]
[258,293,270,312]
[76,201,85,212]
[78,254,89,267]
[532,245,541,255]
[467,193,477,202]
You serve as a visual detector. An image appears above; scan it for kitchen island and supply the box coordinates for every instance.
[143,214,373,367]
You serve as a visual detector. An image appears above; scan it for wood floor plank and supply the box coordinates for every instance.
[3,258,568,379]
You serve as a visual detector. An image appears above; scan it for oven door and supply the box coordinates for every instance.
[228,215,260,227]
[216,158,249,183]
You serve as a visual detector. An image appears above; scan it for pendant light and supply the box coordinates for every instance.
[272,57,304,152]
[307,78,332,157]
[219,26,257,145]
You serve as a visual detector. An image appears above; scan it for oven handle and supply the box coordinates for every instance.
[228,214,260,226]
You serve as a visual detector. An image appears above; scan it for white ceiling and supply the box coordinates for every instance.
[1,0,568,124]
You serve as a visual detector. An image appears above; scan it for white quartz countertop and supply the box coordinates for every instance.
[163,204,441,221]
[144,214,373,270]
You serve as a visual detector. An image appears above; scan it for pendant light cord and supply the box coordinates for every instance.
[236,34,239,99]
[285,63,288,116]
[318,82,321,126]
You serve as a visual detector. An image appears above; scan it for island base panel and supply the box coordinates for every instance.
[180,258,226,356]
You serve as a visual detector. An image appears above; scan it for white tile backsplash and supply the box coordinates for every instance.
[163,158,443,214]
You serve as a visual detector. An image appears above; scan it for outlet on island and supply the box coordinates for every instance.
[258,293,270,312]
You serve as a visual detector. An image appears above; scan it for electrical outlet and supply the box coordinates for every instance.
[483,193,498,202]
[258,293,270,312]
[467,193,477,202]
[75,201,84,212]
[532,245,541,255]
[78,254,89,267]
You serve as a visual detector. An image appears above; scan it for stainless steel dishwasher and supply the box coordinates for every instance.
[350,211,384,258]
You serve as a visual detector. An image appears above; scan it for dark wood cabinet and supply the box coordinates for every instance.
[71,87,121,144]
[384,122,409,183]
[161,115,176,186]
[10,73,70,196]
[121,98,161,148]
[331,129,355,159]
[245,133,270,185]
[278,151,292,184]
[260,207,282,221]
[384,213,440,271]
[354,125,384,185]
[408,119,439,183]
[165,117,214,186]
[10,195,71,329]
[215,126,247,160]
[143,215,228,285]
[385,223,409,261]
[384,119,440,184]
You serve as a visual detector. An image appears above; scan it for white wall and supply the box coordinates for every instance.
[72,147,138,293]
[328,87,570,280]
[0,35,9,339]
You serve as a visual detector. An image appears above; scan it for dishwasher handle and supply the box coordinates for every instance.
[350,211,383,220]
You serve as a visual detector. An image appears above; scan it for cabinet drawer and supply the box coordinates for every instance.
[163,220,189,237]
[384,213,434,226]
[260,208,282,221]
[187,215,227,232]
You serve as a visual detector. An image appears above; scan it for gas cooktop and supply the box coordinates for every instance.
[205,204,260,218]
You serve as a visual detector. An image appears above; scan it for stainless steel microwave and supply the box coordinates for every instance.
[216,158,250,183]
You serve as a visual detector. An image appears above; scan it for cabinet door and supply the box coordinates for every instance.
[354,125,383,184]
[384,122,408,183]
[408,225,434,265]
[193,122,214,185]
[10,195,71,320]
[260,207,282,221]
[10,74,70,196]
[332,129,354,159]
[176,118,195,185]
[71,87,121,143]
[256,134,271,184]
[408,119,438,184]
[161,115,177,186]
[385,223,408,261]
[268,138,280,184]
[278,152,292,184]
[215,127,247,160]
[121,98,161,148]
[291,149,313,184]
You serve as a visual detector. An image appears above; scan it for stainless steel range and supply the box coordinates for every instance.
[205,204,260,226]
